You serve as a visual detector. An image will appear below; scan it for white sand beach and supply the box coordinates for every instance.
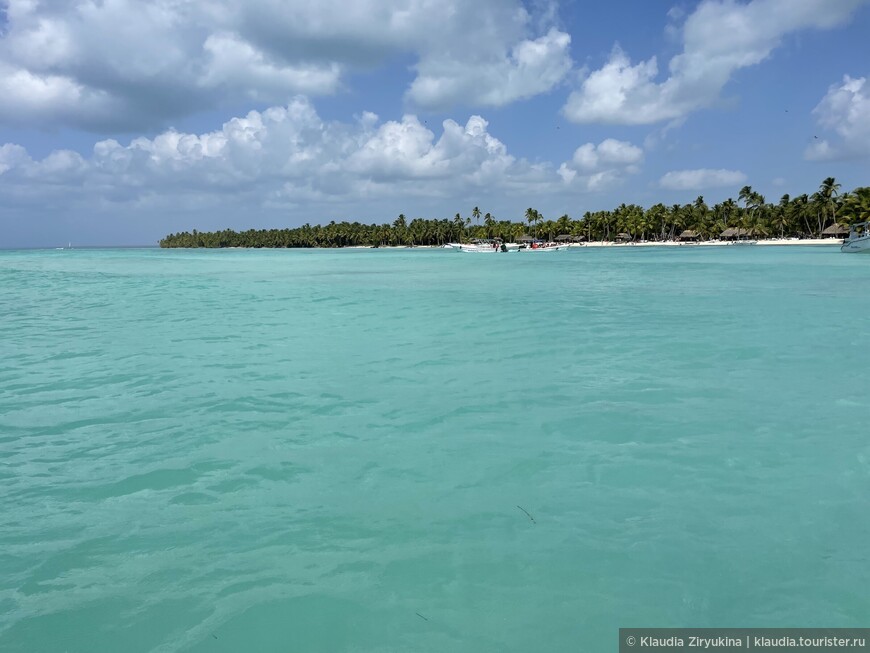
[347,238,843,249]
[574,238,841,248]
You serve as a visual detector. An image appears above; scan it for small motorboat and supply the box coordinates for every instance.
[841,222,870,253]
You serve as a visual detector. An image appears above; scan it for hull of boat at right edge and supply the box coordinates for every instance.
[841,222,870,253]
[841,238,870,252]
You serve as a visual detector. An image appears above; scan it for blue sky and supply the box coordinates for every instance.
[0,0,869,247]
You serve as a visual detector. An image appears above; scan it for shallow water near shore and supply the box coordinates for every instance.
[1,245,869,652]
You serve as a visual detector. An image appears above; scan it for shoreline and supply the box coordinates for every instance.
[134,238,846,251]
[574,238,841,248]
[346,238,843,249]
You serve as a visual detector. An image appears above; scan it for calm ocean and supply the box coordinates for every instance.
[1,246,868,652]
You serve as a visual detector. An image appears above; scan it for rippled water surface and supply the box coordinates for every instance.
[1,246,869,652]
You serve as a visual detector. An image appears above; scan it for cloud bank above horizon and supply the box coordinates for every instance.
[0,97,652,211]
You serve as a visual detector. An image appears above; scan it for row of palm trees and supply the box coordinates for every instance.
[580,179,867,242]
[160,179,870,248]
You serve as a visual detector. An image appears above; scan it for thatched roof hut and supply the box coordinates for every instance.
[615,232,632,242]
[678,230,700,241]
[821,223,849,237]
[720,227,753,240]
[555,234,573,241]
[517,234,534,242]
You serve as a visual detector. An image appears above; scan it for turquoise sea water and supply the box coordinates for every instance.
[1,245,869,652]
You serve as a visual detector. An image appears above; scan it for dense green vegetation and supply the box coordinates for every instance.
[160,179,870,248]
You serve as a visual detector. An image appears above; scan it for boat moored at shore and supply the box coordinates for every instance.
[841,222,870,253]
[518,240,570,251]
[447,238,571,252]
[448,239,521,252]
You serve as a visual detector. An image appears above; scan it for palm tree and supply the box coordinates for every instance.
[524,208,535,237]
[645,203,667,241]
[541,218,556,241]
[770,195,790,238]
[720,198,737,234]
[556,213,571,236]
[472,206,481,226]
[789,194,811,236]
[453,213,465,243]
[841,187,870,225]
[393,214,407,245]
[668,204,683,240]
[693,195,710,237]
[737,189,764,237]
[817,176,841,233]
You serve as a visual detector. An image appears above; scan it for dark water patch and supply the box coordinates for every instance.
[170,491,218,505]
[327,430,359,441]
[93,467,201,499]
[215,577,281,598]
[41,350,103,363]
[0,431,26,444]
[245,462,311,482]
[207,477,260,493]
[310,399,359,416]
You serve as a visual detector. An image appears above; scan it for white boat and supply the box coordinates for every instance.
[459,245,508,253]
[841,221,870,253]
[518,242,570,252]
[452,239,520,252]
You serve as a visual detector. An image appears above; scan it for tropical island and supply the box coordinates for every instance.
[159,179,869,248]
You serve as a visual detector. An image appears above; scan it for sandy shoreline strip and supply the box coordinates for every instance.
[576,238,840,248]
[349,238,842,249]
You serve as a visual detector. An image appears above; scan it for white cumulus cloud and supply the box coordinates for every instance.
[562,0,868,125]
[557,138,644,191]
[0,143,31,175]
[406,28,572,109]
[0,98,563,210]
[0,0,572,131]
[805,75,870,161]
[659,168,747,190]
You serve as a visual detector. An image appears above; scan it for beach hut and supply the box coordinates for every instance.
[554,234,573,242]
[615,232,632,242]
[720,227,753,241]
[678,230,700,241]
[517,234,534,242]
[821,223,849,238]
